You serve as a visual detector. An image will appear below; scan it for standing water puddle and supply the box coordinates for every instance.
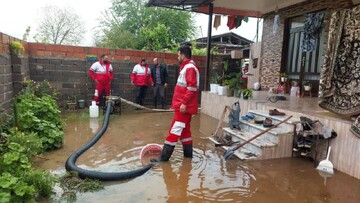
[35,109,360,203]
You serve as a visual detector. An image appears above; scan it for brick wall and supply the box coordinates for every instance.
[0,31,207,112]
[260,0,352,90]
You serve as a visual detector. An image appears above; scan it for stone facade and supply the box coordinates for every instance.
[260,0,353,90]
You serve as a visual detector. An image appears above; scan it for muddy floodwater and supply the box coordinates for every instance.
[35,108,360,203]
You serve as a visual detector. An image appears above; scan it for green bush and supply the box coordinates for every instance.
[9,41,25,56]
[14,80,63,151]
[0,141,55,202]
[3,128,43,157]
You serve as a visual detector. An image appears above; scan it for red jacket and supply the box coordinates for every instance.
[171,59,200,115]
[88,61,114,85]
[131,63,154,86]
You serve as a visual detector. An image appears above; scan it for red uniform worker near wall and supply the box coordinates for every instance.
[88,54,114,105]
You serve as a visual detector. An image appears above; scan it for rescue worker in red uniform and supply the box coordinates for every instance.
[88,54,114,105]
[131,58,154,107]
[152,45,200,162]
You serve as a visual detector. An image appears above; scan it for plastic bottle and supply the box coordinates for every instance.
[89,101,99,118]
[94,90,98,97]
[290,85,300,96]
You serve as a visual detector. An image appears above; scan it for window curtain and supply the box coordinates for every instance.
[302,11,325,52]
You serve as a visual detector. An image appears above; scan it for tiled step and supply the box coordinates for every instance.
[248,110,298,124]
[223,127,277,147]
[246,110,295,132]
[209,137,259,160]
[239,120,280,144]
[223,127,277,158]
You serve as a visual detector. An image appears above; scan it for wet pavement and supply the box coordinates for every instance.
[35,108,360,203]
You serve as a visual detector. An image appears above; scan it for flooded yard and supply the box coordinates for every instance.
[35,109,360,203]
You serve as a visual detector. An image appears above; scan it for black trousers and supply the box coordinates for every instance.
[136,86,148,105]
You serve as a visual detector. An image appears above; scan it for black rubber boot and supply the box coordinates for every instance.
[150,144,175,162]
[183,143,193,158]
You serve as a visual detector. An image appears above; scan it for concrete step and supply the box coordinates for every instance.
[209,137,259,160]
[223,127,277,158]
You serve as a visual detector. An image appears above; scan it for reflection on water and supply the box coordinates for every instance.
[35,110,360,203]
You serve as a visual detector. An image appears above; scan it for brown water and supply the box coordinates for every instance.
[35,109,360,203]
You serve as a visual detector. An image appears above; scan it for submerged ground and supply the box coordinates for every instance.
[35,108,360,203]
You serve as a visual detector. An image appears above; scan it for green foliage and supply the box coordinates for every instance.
[2,128,43,157]
[225,72,243,90]
[302,80,312,86]
[23,170,56,197]
[139,23,171,51]
[0,80,60,202]
[210,73,221,84]
[9,41,25,56]
[22,26,31,41]
[280,72,288,77]
[14,80,63,151]
[0,140,55,202]
[59,171,104,202]
[98,0,195,50]
[95,25,137,49]
[242,88,253,98]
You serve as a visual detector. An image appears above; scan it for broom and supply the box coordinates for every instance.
[316,146,334,175]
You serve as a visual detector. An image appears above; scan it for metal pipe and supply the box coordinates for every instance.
[204,2,213,91]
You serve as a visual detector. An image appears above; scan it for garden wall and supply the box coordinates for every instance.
[0,31,207,114]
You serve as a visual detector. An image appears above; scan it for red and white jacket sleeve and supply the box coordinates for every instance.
[182,68,198,105]
[130,65,138,83]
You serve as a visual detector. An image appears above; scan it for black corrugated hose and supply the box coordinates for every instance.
[65,101,153,181]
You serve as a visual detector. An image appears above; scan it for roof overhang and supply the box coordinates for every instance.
[147,0,309,17]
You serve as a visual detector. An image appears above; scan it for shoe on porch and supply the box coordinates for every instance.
[269,109,286,116]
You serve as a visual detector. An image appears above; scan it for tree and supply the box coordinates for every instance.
[36,6,86,45]
[22,26,31,41]
[97,0,195,50]
[95,25,137,49]
[140,23,171,51]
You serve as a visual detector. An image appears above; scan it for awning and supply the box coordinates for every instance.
[147,0,309,17]
[146,0,213,11]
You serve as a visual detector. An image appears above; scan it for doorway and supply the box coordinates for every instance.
[284,14,325,96]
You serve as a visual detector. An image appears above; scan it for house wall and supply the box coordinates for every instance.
[247,42,261,89]
[0,31,207,114]
[259,0,353,90]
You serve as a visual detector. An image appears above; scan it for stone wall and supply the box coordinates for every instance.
[259,0,353,90]
[0,33,29,113]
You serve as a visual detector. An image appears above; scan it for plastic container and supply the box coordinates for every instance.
[78,99,85,109]
[89,101,99,118]
[290,86,300,97]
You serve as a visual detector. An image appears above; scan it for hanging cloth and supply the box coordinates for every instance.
[235,16,243,28]
[227,16,236,30]
[243,16,249,23]
[213,15,221,30]
[273,14,280,34]
[302,11,325,52]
